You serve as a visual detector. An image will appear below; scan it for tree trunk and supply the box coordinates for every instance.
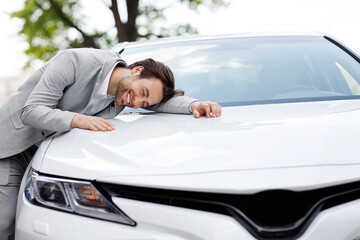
[110,0,139,43]
[110,0,124,42]
[125,0,139,41]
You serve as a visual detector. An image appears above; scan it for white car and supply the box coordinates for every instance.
[16,33,360,240]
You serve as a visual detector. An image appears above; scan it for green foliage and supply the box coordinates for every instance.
[12,0,228,68]
[13,0,88,66]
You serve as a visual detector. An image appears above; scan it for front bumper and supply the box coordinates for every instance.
[15,192,360,240]
[15,193,253,240]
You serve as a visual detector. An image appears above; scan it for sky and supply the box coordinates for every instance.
[1,0,360,77]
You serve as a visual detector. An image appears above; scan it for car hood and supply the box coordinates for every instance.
[35,100,360,192]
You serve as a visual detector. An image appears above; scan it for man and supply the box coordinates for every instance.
[0,48,221,239]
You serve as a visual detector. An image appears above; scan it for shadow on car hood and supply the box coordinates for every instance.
[35,99,360,191]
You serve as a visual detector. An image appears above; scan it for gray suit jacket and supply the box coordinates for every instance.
[0,48,195,158]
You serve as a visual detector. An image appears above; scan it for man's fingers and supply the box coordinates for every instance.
[104,121,115,131]
[192,101,222,118]
[211,103,222,117]
[96,119,114,131]
[208,102,216,118]
[104,120,115,130]
[72,114,115,131]
[206,101,221,117]
[95,122,107,131]
[193,110,201,118]
[89,124,99,131]
[204,103,211,118]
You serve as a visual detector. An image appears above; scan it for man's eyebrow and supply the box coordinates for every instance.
[145,87,149,98]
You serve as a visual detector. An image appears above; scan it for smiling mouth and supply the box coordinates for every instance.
[126,90,131,105]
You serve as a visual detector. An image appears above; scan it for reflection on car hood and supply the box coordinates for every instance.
[36,100,360,192]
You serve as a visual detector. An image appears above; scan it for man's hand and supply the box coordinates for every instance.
[71,114,115,131]
[190,101,222,118]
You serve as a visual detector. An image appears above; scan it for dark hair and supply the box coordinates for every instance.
[127,58,184,103]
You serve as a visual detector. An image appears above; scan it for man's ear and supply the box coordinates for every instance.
[131,66,144,75]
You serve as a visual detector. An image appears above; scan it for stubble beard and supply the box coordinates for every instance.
[116,75,139,106]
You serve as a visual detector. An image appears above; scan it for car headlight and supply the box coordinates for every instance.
[24,169,135,226]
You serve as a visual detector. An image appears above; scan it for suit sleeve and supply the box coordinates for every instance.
[146,95,198,114]
[21,51,77,132]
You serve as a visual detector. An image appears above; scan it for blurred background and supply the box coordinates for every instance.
[1,0,360,105]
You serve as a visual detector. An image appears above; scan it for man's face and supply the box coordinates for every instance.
[115,76,164,108]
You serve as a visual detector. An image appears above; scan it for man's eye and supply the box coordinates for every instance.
[143,102,149,107]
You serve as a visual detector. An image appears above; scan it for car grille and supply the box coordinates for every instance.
[96,180,360,239]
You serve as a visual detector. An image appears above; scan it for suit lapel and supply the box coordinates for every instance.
[95,101,125,118]
[80,59,126,115]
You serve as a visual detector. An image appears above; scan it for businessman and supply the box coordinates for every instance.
[0,48,221,239]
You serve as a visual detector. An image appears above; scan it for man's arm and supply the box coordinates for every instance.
[20,51,77,132]
[147,95,222,118]
[21,50,114,132]
[146,95,196,113]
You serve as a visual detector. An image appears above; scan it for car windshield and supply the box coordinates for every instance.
[120,36,360,107]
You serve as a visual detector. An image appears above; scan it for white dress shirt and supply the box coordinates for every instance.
[84,62,120,116]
